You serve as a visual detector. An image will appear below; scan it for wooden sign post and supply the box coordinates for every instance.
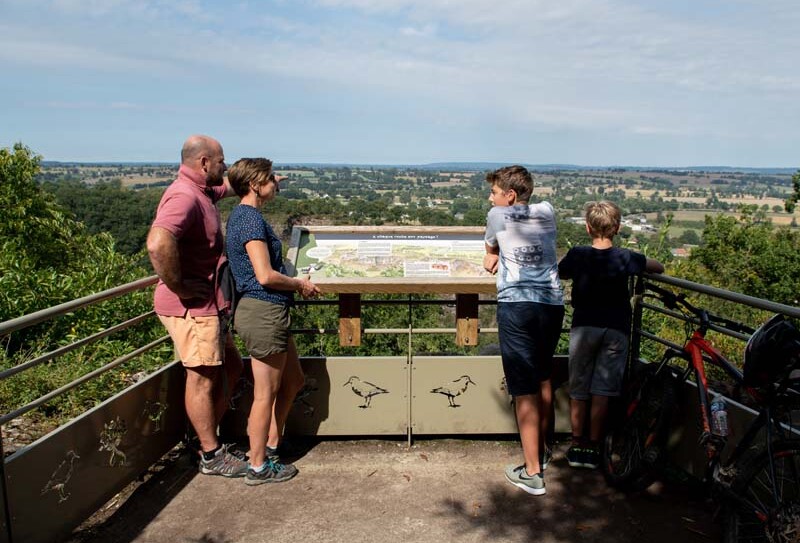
[455,294,479,346]
[338,293,361,347]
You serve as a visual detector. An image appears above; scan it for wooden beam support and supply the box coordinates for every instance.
[455,294,479,346]
[338,293,362,346]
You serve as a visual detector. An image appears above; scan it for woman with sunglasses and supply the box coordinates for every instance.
[225,157,320,485]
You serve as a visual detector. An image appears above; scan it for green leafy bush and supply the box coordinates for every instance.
[0,144,170,436]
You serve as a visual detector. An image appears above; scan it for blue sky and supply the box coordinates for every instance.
[2,0,799,167]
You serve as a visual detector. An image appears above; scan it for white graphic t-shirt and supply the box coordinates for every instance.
[485,202,564,305]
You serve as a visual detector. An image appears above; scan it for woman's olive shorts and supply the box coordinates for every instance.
[234,297,291,359]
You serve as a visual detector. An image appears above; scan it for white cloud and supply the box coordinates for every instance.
[3,0,799,164]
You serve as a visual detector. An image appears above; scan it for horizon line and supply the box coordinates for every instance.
[39,160,798,173]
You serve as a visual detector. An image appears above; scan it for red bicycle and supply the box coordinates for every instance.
[602,283,800,543]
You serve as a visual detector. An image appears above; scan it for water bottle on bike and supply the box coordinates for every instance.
[710,396,729,437]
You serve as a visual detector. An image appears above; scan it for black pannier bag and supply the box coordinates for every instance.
[743,314,800,390]
[216,257,239,331]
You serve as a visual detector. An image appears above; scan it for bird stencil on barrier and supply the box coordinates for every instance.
[293,376,319,416]
[142,400,168,433]
[99,416,128,467]
[431,375,476,407]
[229,375,254,411]
[41,450,80,504]
[342,376,389,408]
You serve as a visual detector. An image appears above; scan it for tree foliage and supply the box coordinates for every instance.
[0,144,169,431]
[681,209,800,306]
[785,170,800,213]
[0,144,151,334]
[42,179,163,256]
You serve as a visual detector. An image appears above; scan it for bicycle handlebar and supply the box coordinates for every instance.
[644,283,756,335]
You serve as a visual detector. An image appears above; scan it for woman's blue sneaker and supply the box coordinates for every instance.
[245,459,298,486]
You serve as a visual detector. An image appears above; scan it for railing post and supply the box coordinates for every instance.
[629,275,645,366]
[407,295,413,448]
[0,429,13,543]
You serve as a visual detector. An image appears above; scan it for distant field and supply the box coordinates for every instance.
[119,175,173,187]
[645,209,798,226]
[42,165,177,187]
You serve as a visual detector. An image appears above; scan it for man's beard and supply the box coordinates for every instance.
[207,172,224,187]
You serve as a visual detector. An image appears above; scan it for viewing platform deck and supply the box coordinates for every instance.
[66,439,718,543]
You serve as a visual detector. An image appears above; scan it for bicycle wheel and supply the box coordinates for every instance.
[724,439,800,543]
[602,363,678,490]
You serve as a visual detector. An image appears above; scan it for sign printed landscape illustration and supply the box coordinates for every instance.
[294,230,490,279]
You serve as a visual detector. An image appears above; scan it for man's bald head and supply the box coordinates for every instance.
[181,135,222,164]
[180,135,226,187]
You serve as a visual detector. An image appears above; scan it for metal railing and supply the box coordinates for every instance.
[631,273,800,366]
[0,276,164,425]
[0,276,163,543]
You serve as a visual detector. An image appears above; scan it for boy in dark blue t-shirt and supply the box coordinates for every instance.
[558,201,664,469]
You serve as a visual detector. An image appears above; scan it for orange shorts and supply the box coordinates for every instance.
[158,314,224,367]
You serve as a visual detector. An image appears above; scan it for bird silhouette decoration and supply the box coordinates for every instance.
[142,400,168,433]
[431,375,477,407]
[342,376,389,408]
[99,416,128,467]
[229,375,253,411]
[293,376,319,416]
[41,450,80,503]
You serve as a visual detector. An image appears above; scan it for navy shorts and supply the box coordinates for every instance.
[497,302,565,397]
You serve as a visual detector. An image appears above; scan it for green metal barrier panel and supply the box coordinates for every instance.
[222,356,575,439]
[3,363,185,543]
[411,356,515,434]
[223,357,410,437]
[288,357,408,435]
[0,464,8,543]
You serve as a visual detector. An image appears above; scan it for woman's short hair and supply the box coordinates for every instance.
[227,158,273,197]
[584,200,621,238]
[485,165,533,202]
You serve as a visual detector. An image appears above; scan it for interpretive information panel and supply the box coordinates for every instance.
[289,227,492,280]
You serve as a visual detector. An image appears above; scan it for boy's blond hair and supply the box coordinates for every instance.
[485,165,533,202]
[584,200,621,239]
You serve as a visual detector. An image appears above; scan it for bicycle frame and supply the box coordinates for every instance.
[681,328,744,458]
[646,288,794,512]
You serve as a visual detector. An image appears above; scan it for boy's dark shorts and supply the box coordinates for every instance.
[568,326,629,399]
[497,301,565,397]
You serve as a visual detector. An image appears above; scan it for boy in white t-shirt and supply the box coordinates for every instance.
[484,165,564,496]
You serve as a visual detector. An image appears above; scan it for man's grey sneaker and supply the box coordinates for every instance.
[245,459,299,486]
[542,445,553,470]
[265,445,280,465]
[504,464,546,496]
[199,444,248,478]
